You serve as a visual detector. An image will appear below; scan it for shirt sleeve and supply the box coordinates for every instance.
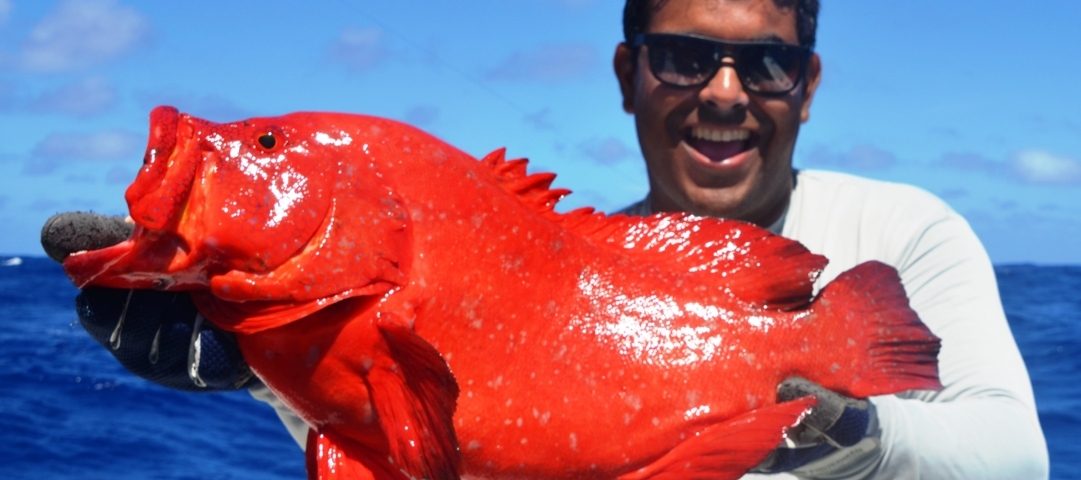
[784,174,1049,479]
[249,382,311,449]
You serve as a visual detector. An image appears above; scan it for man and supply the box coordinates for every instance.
[45,0,1048,477]
[613,0,1048,477]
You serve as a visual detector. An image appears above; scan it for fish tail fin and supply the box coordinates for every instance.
[367,322,462,480]
[804,261,942,398]
[618,397,816,480]
[306,430,399,480]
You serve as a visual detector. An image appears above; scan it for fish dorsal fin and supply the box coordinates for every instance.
[478,148,825,308]
[481,148,570,213]
[562,209,828,309]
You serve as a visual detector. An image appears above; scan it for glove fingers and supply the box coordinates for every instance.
[755,378,877,473]
[77,287,214,391]
[777,376,870,447]
[190,320,253,389]
[41,211,133,263]
[77,287,198,343]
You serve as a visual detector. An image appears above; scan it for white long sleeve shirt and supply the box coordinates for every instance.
[254,168,1049,478]
[624,169,1049,479]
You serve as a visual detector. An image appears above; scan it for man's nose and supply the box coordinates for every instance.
[698,63,749,111]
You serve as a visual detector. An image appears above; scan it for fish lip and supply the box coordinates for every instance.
[125,106,187,231]
[62,239,137,288]
[62,228,198,290]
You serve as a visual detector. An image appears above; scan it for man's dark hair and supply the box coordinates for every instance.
[622,0,820,48]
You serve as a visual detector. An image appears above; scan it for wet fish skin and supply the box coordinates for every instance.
[63,106,941,479]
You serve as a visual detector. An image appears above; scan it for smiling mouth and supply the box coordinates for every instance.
[685,127,754,162]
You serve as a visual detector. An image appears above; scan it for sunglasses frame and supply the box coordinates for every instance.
[631,32,813,96]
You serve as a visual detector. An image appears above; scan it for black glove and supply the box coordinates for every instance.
[42,211,255,391]
[753,377,878,473]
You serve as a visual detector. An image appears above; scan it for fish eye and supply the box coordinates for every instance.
[257,131,277,150]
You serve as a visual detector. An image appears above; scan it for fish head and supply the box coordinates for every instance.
[65,106,410,310]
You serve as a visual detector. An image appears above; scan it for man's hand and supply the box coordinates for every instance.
[42,211,255,391]
[753,377,879,473]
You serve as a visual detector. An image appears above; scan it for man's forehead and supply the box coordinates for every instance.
[654,0,797,15]
[649,0,800,40]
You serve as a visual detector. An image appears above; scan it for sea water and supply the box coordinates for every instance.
[1,257,1077,479]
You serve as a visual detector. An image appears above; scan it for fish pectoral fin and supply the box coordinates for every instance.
[306,430,397,480]
[367,321,461,480]
[618,397,816,480]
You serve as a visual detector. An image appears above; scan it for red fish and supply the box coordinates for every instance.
[64,106,941,479]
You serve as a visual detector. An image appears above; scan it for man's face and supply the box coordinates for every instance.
[615,0,820,226]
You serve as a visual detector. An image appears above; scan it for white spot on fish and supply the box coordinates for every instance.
[683,404,711,420]
[314,131,353,146]
[746,394,761,409]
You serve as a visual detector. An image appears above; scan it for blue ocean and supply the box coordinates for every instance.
[1,257,1077,479]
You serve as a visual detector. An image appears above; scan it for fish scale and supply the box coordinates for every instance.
[63,106,941,480]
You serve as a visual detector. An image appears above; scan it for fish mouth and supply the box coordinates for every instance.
[63,105,206,291]
[62,228,199,290]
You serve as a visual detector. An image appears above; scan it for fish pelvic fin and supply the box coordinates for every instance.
[618,397,816,480]
[803,261,943,397]
[306,430,398,480]
[367,321,461,480]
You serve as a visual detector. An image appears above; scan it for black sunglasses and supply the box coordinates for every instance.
[631,33,812,96]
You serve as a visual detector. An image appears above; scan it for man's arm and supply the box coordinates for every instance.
[778,176,1050,479]
[841,210,1049,478]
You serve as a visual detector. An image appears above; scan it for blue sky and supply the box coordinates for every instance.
[1,0,1078,264]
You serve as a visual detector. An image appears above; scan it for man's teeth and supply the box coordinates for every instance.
[690,127,749,142]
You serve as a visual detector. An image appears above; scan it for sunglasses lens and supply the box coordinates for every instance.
[739,44,805,93]
[640,34,808,94]
[645,36,719,87]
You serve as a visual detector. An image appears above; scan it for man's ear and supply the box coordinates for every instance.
[613,43,637,114]
[800,52,821,123]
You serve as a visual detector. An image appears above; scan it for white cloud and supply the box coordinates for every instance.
[26,129,142,175]
[485,44,599,83]
[32,130,143,161]
[330,27,387,71]
[579,136,633,166]
[20,0,149,72]
[802,144,897,171]
[402,105,439,126]
[135,91,251,122]
[555,0,598,7]
[0,0,12,24]
[1012,150,1081,185]
[30,76,117,116]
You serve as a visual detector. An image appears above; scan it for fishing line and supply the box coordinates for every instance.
[335,0,646,202]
